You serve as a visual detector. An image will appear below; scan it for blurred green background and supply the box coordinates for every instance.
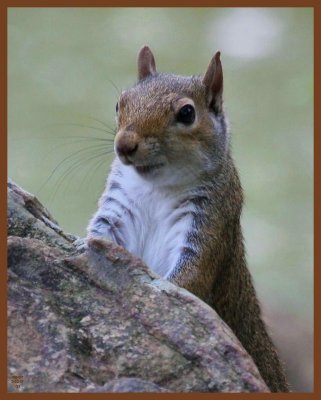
[8,8,313,391]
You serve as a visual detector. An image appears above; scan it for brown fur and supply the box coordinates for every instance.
[171,159,289,391]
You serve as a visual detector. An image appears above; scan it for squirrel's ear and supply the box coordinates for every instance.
[202,51,223,114]
[137,46,157,81]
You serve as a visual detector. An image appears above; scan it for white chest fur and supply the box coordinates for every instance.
[99,162,197,278]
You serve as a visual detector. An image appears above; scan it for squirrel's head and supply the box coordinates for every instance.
[114,46,228,185]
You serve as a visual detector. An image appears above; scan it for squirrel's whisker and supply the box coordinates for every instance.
[106,77,122,96]
[85,115,117,134]
[48,150,112,202]
[38,145,113,196]
[48,122,115,137]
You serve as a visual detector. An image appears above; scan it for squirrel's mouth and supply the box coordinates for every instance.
[134,163,165,174]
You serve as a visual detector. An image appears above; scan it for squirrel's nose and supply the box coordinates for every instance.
[116,141,138,161]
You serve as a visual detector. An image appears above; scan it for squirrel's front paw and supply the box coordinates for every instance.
[73,237,88,253]
[86,235,113,250]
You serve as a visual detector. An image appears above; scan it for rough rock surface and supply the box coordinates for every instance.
[7,180,269,393]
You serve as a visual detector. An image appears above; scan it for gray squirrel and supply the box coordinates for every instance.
[87,46,289,392]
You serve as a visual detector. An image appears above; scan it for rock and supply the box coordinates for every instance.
[7,180,269,392]
[8,179,77,252]
[84,378,169,392]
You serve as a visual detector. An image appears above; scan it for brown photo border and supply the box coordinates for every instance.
[1,1,319,399]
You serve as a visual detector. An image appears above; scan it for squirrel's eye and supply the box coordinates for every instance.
[176,104,195,125]
[116,102,119,113]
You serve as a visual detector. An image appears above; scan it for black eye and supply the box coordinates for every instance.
[116,102,119,113]
[176,104,195,125]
